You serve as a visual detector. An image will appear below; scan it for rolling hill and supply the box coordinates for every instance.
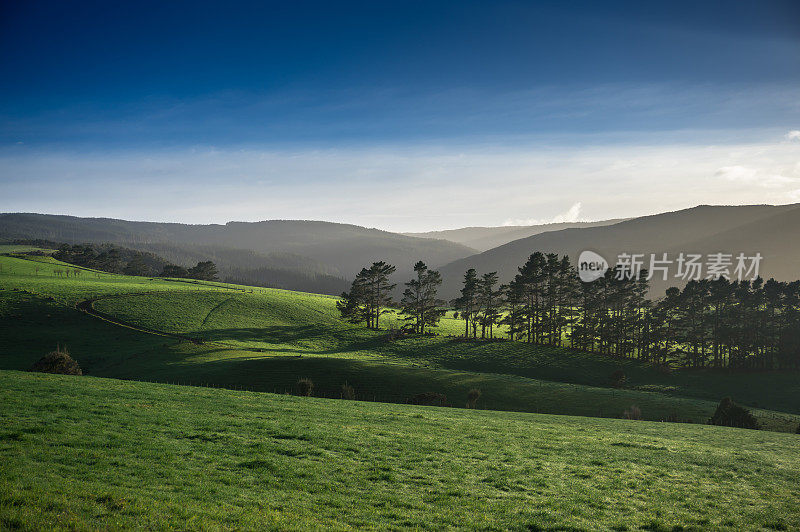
[3,246,800,528]
[3,370,799,530]
[0,213,476,293]
[404,219,626,251]
[438,203,800,298]
[2,250,799,431]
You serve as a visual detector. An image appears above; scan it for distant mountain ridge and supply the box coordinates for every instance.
[0,214,476,293]
[436,203,800,299]
[404,219,627,251]
[4,205,799,300]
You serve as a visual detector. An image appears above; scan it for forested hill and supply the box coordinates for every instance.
[437,203,800,299]
[0,214,476,292]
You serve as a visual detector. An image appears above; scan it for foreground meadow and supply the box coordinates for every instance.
[2,370,799,530]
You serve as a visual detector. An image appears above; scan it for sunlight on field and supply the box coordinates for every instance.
[2,253,800,433]
[2,370,799,530]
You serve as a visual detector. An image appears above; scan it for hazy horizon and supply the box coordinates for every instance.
[3,199,800,235]
[2,1,799,232]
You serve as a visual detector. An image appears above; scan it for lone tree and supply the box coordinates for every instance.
[337,261,396,329]
[400,261,446,334]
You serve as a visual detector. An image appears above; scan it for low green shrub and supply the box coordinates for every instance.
[709,397,759,430]
[466,388,481,409]
[610,369,627,388]
[410,392,447,407]
[623,405,641,420]
[29,346,82,376]
[341,383,355,400]
[296,378,314,397]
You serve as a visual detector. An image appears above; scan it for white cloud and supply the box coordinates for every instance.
[714,166,799,188]
[786,130,800,141]
[503,202,584,226]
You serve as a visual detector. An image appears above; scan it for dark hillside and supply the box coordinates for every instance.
[438,204,800,298]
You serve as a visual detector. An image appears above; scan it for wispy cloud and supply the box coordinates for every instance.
[503,202,584,226]
[786,130,800,141]
[714,166,799,188]
[3,84,800,148]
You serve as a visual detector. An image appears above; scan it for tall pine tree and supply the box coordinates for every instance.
[400,261,446,334]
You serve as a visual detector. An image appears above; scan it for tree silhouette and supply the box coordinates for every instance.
[400,261,446,334]
[453,268,479,338]
[337,261,396,329]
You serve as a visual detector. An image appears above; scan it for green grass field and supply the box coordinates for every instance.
[2,370,799,530]
[2,252,800,528]
[1,253,799,432]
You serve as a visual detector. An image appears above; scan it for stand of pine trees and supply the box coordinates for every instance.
[458,251,800,370]
[339,253,800,371]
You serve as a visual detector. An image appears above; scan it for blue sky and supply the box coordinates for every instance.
[1,1,799,230]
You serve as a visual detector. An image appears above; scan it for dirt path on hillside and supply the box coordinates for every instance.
[75,296,289,355]
[76,297,207,344]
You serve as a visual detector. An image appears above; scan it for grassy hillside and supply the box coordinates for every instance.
[2,370,800,530]
[84,290,800,417]
[2,253,799,433]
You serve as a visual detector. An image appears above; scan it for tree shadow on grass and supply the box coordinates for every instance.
[154,354,470,403]
[191,325,391,355]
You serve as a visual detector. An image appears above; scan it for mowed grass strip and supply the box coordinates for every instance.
[1,370,799,530]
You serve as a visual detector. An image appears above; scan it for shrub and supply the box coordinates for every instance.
[29,346,82,376]
[610,369,627,388]
[410,392,447,407]
[466,388,481,409]
[341,383,355,400]
[623,405,642,420]
[296,378,314,397]
[709,397,759,430]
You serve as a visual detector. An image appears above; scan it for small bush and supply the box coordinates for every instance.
[29,346,82,376]
[623,405,642,420]
[410,392,447,407]
[709,397,759,430]
[610,369,627,388]
[296,378,314,397]
[466,388,481,409]
[341,383,355,400]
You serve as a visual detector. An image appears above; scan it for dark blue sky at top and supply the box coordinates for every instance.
[1,0,799,148]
